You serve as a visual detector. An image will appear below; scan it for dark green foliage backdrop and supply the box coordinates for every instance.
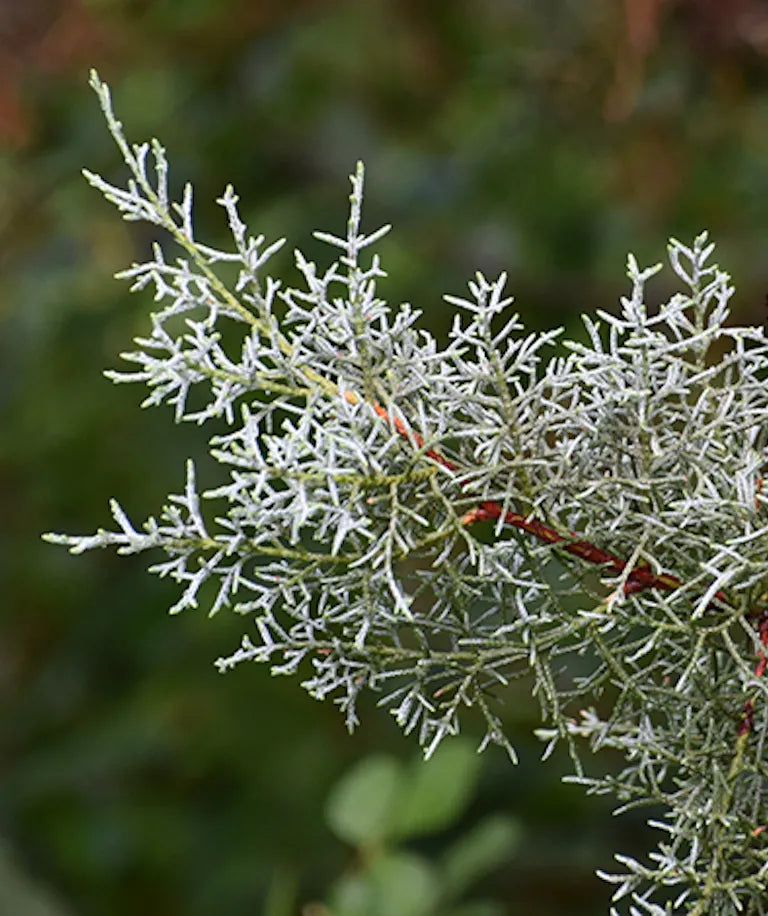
[3,1,768,913]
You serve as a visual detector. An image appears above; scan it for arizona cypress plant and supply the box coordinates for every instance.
[45,71,768,914]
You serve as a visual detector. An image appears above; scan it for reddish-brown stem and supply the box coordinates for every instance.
[739,610,768,738]
[739,479,768,738]
[362,395,708,599]
[462,500,684,595]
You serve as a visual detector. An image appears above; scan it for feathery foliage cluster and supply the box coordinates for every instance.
[46,72,768,914]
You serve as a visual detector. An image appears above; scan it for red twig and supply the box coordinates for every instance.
[462,500,683,596]
[739,610,768,738]
[362,396,706,599]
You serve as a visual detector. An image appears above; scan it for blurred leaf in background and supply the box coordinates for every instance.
[312,740,520,916]
[4,1,768,913]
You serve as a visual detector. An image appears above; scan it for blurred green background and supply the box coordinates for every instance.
[4,1,768,913]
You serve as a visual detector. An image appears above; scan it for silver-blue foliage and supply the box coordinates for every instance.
[45,71,768,914]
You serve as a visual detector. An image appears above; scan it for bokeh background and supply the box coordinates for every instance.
[4,1,768,913]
